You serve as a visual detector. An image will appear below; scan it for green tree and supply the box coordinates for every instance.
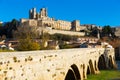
[102,25,112,36]
[50,33,77,41]
[13,26,41,51]
[17,37,40,51]
[3,19,19,38]
[90,27,99,37]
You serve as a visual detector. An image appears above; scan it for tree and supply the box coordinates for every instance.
[3,19,19,38]
[102,25,112,37]
[1,35,6,40]
[50,33,77,41]
[13,26,41,51]
[13,26,39,39]
[0,23,2,27]
[89,26,101,39]
[17,37,40,51]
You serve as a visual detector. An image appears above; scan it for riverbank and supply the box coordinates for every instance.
[87,61,120,80]
[87,70,120,80]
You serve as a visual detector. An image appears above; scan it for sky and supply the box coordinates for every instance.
[0,0,120,26]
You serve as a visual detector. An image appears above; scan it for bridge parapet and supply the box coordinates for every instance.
[0,48,116,80]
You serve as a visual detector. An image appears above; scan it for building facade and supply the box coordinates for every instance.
[115,27,120,37]
[20,8,83,31]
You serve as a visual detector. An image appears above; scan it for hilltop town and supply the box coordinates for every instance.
[0,8,120,57]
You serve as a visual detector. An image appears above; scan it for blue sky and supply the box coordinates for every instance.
[0,0,120,26]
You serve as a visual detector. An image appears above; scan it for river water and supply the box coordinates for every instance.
[116,61,120,70]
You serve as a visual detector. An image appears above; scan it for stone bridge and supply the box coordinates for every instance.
[0,48,117,80]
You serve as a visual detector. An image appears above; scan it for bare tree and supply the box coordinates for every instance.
[13,26,39,39]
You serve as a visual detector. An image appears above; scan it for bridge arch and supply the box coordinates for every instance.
[65,69,77,80]
[98,54,106,70]
[89,59,95,74]
[65,64,81,80]
[87,65,91,74]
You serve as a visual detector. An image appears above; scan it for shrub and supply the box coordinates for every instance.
[59,44,74,49]
[0,49,15,52]
[50,33,78,41]
[17,37,40,51]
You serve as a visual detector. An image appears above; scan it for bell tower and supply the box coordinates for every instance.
[40,8,48,18]
[29,8,37,19]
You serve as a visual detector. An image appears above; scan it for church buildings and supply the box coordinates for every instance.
[20,8,83,31]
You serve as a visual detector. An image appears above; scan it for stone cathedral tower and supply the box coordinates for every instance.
[40,8,48,18]
[29,8,37,19]
[29,8,48,19]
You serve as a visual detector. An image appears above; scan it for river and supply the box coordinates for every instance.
[116,61,120,70]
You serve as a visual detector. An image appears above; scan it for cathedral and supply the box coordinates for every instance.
[20,8,82,31]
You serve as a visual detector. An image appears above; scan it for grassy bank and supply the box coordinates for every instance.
[0,49,14,52]
[87,70,120,80]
